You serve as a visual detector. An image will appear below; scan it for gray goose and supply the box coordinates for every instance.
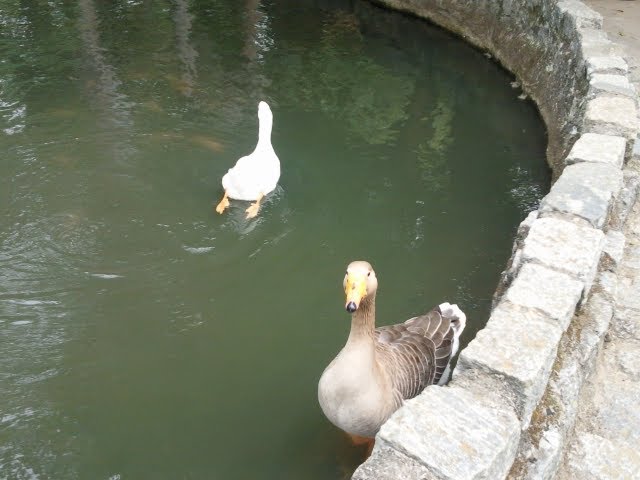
[318,260,466,440]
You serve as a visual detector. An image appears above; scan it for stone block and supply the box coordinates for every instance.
[519,289,614,480]
[582,292,615,346]
[615,276,640,311]
[457,301,563,427]
[565,133,626,168]
[585,96,639,142]
[603,230,626,268]
[597,270,618,300]
[352,443,434,480]
[616,343,640,381]
[526,428,563,480]
[610,170,640,229]
[620,243,640,271]
[589,73,636,98]
[558,0,602,29]
[539,162,622,228]
[378,386,520,480]
[519,217,605,292]
[586,55,629,75]
[625,190,640,232]
[585,337,640,445]
[562,433,640,480]
[612,307,640,341]
[503,263,583,330]
[519,210,539,234]
[579,28,624,57]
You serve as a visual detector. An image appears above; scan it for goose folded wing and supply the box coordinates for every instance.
[375,309,455,402]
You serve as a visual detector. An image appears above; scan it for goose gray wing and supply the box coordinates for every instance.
[374,305,460,404]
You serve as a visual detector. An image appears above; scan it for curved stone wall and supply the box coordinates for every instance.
[353,1,639,479]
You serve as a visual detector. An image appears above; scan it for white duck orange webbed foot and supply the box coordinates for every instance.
[245,193,264,219]
[215,191,230,214]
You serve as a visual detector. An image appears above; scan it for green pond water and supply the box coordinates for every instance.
[0,0,550,478]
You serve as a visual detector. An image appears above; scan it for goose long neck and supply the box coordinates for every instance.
[347,296,376,345]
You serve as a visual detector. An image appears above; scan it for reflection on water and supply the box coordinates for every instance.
[415,86,455,192]
[271,9,414,146]
[0,0,549,478]
[78,0,133,141]
[174,0,198,97]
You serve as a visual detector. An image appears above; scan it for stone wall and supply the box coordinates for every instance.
[353,1,639,479]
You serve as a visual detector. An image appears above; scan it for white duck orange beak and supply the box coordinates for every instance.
[345,272,367,313]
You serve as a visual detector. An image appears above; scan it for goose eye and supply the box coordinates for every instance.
[367,272,371,277]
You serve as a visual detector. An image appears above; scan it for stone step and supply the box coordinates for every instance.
[559,432,640,480]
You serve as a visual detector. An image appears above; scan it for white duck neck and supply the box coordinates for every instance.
[257,112,273,148]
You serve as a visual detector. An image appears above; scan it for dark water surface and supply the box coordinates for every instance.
[0,0,549,478]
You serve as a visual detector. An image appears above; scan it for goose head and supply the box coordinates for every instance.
[343,261,378,313]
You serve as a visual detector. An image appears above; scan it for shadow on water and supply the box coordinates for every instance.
[0,0,549,478]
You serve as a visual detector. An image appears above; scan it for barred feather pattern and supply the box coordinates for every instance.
[374,305,462,409]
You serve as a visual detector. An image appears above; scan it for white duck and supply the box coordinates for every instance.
[215,101,280,219]
[318,261,466,444]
